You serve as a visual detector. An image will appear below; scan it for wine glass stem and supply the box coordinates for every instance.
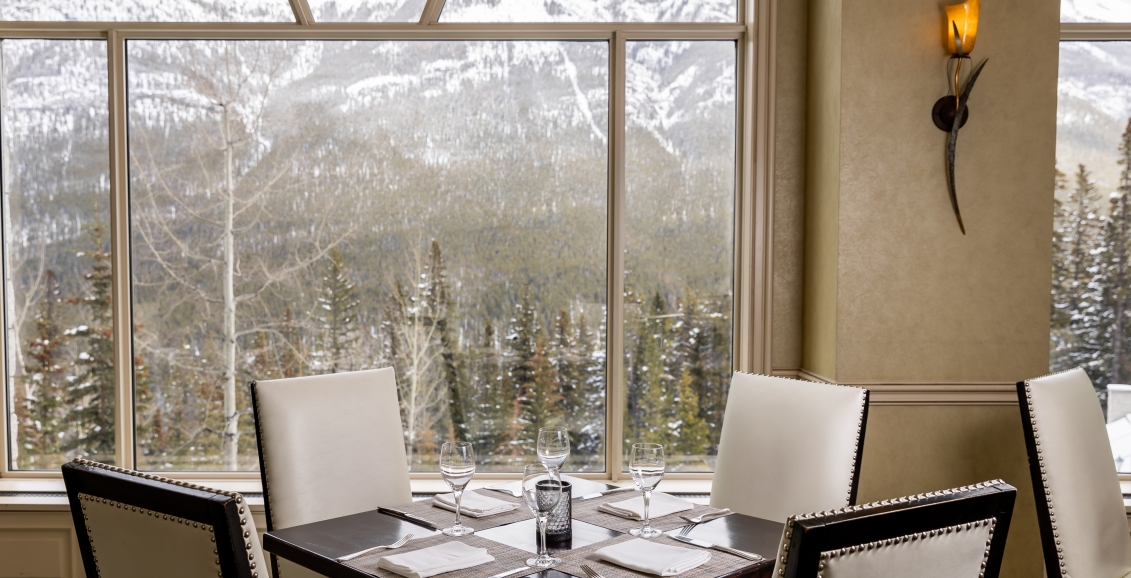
[538,514,549,558]
[454,489,463,528]
[642,489,652,530]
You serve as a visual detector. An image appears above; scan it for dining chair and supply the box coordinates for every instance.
[251,367,412,578]
[772,479,1016,578]
[710,372,869,523]
[62,458,267,578]
[1017,367,1131,578]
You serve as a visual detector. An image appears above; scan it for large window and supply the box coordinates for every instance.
[1,39,113,470]
[1,2,751,477]
[1051,16,1131,471]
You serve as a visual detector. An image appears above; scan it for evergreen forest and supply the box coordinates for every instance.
[1050,118,1131,414]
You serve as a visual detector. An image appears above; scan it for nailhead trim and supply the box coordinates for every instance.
[815,518,997,578]
[1021,375,1069,577]
[775,480,1005,577]
[73,459,258,578]
[73,458,245,502]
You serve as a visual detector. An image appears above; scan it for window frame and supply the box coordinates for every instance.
[0,0,777,483]
[1057,19,1131,482]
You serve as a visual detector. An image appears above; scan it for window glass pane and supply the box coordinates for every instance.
[1062,0,1131,23]
[308,0,427,22]
[0,0,294,22]
[440,0,735,23]
[1050,41,1131,472]
[622,41,735,472]
[2,40,113,470]
[129,40,608,472]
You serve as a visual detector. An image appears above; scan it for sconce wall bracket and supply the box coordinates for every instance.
[932,95,969,131]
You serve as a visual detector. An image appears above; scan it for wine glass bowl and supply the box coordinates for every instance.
[628,443,665,538]
[440,441,476,536]
[522,464,563,568]
[537,426,570,472]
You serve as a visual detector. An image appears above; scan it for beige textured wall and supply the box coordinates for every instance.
[834,0,1058,382]
[800,0,842,379]
[786,0,1062,576]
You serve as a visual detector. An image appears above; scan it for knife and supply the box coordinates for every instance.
[377,507,439,531]
[577,486,636,500]
[487,566,531,578]
[484,482,523,498]
[667,534,763,561]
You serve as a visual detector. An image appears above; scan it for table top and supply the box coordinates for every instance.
[263,485,781,578]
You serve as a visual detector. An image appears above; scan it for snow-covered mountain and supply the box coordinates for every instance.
[1056,41,1131,201]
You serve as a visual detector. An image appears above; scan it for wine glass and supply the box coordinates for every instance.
[628,443,665,538]
[440,441,476,536]
[537,426,570,474]
[521,464,563,568]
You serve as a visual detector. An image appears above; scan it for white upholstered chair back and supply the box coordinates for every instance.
[772,480,1016,578]
[251,367,412,578]
[63,458,267,578]
[710,372,869,522]
[1018,368,1131,578]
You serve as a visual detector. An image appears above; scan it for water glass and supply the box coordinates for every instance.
[628,443,665,538]
[537,426,570,473]
[440,441,475,537]
[522,464,562,568]
[545,481,572,544]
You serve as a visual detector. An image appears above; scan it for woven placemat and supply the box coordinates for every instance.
[571,491,723,534]
[343,533,543,578]
[390,489,534,532]
[555,533,762,578]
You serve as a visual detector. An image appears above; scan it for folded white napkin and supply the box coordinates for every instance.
[376,541,495,578]
[432,490,517,518]
[595,539,711,576]
[597,492,695,520]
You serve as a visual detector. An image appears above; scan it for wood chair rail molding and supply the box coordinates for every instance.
[772,369,1017,405]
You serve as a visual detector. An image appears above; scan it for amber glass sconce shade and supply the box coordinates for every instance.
[945,0,979,55]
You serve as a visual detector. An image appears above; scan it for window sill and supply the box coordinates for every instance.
[0,477,714,511]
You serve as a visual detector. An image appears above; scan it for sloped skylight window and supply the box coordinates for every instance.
[1061,0,1131,22]
[0,0,294,22]
[439,0,735,23]
[307,0,427,22]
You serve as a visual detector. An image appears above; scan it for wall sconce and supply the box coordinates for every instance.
[932,0,987,235]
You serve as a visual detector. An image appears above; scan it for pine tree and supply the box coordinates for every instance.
[19,270,68,466]
[517,338,564,453]
[470,320,510,462]
[671,368,709,456]
[314,247,360,374]
[628,293,672,448]
[1092,121,1131,387]
[65,226,116,460]
[427,240,469,442]
[1051,164,1102,374]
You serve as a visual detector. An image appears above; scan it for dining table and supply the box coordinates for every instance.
[262,477,782,578]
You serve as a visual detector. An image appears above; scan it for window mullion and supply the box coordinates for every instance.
[419,0,448,25]
[288,0,315,25]
[606,31,626,481]
[107,30,134,469]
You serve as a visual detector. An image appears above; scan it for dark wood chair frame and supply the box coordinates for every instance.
[249,380,283,578]
[778,481,1016,578]
[848,390,870,505]
[62,459,257,578]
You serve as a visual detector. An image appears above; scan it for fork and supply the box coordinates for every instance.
[680,509,732,525]
[336,533,414,562]
[581,564,607,578]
